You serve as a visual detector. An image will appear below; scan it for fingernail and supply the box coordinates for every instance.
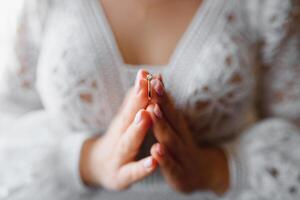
[152,79,164,97]
[143,157,153,168]
[154,104,163,119]
[134,111,142,124]
[156,145,164,156]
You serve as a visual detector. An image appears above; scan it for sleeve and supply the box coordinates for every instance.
[221,0,300,199]
[0,0,46,113]
[0,1,95,199]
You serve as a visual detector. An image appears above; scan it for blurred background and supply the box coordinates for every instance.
[0,1,24,130]
[0,1,24,72]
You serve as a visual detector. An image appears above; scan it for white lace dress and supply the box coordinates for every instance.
[1,0,300,199]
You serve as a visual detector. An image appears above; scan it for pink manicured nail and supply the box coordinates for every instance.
[154,104,163,119]
[143,157,153,168]
[156,144,164,156]
[152,79,164,97]
[134,111,142,124]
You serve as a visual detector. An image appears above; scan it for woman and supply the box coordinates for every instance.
[1,0,300,199]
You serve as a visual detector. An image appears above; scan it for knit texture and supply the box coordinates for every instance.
[1,0,300,199]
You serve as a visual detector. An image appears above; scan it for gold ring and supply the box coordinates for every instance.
[146,74,153,100]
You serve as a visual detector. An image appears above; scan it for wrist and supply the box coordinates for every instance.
[198,147,230,195]
[80,136,102,187]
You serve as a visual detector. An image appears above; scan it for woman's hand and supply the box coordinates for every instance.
[80,70,161,190]
[146,78,230,195]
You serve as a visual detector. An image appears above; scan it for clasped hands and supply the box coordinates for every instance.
[80,70,229,195]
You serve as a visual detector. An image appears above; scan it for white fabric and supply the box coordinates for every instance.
[1,0,300,199]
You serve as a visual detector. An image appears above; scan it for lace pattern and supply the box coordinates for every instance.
[233,119,300,200]
[1,0,300,199]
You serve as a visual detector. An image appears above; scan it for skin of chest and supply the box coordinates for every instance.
[100,0,202,66]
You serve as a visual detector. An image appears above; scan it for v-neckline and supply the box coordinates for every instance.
[79,0,226,118]
[83,0,225,94]
[90,0,210,70]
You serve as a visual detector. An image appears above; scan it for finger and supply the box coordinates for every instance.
[115,71,164,134]
[155,79,192,142]
[146,104,182,155]
[148,75,165,105]
[118,156,157,187]
[157,73,165,88]
[148,74,190,142]
[114,69,149,133]
[117,109,153,163]
[150,143,183,181]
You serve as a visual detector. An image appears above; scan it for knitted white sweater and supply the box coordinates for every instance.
[1,0,300,199]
